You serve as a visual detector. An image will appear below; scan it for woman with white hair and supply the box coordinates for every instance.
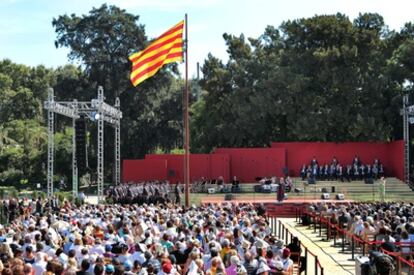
[225,255,247,275]
[184,250,202,275]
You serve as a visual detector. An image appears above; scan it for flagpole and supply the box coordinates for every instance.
[184,14,190,207]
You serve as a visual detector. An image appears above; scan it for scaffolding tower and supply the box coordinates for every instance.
[44,86,122,202]
[403,94,410,186]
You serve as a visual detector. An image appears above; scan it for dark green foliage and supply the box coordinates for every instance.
[192,13,411,152]
[52,4,184,164]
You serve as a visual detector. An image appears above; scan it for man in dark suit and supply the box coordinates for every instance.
[175,183,181,204]
[311,156,318,167]
[300,165,307,180]
[277,180,285,202]
[231,176,240,193]
[353,155,360,166]
[318,165,324,180]
[324,164,329,180]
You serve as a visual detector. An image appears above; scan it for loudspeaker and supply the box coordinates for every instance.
[308,178,316,184]
[365,178,374,184]
[225,194,233,201]
[336,193,345,200]
[294,188,303,193]
[75,117,87,175]
[321,187,328,193]
[207,188,216,194]
[331,186,336,193]
[321,193,330,200]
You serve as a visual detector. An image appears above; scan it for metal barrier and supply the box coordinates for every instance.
[303,210,414,273]
[269,216,325,275]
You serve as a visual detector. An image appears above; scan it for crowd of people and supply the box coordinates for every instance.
[0,196,304,275]
[300,156,385,182]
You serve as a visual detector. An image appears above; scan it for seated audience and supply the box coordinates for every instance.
[299,156,385,182]
[0,195,306,275]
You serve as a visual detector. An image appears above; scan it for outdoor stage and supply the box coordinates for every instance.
[201,196,354,217]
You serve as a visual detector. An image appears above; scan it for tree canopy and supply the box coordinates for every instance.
[192,13,413,152]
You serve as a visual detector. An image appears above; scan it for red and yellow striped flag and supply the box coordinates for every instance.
[129,20,184,87]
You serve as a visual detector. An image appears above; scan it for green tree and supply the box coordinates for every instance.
[193,13,407,152]
[52,4,147,98]
[52,4,184,181]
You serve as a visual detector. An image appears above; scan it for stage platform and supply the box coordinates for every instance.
[201,196,353,217]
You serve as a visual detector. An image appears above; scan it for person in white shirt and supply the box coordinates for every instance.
[131,243,147,265]
[203,248,218,272]
[56,248,68,268]
[79,248,90,262]
[354,218,364,236]
[118,244,132,264]
[90,239,105,256]
[281,248,293,274]
[256,256,270,275]
[32,252,47,275]
[400,231,411,255]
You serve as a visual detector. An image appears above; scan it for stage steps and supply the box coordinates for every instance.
[273,218,355,275]
[195,177,412,193]
[292,177,413,199]
[196,177,414,203]
[264,202,307,218]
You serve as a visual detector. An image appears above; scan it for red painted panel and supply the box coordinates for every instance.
[189,155,209,182]
[214,148,286,182]
[122,159,167,182]
[210,154,230,181]
[145,154,230,183]
[122,141,404,183]
[387,140,404,180]
[271,141,403,180]
[145,154,183,183]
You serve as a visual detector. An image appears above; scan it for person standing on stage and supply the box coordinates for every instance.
[277,178,285,202]
[175,182,182,205]
[379,177,386,202]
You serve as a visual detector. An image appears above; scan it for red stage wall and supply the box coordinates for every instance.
[122,141,404,183]
[387,140,404,180]
[122,159,167,182]
[145,154,230,183]
[210,154,231,181]
[271,141,404,179]
[145,155,183,184]
[214,148,286,182]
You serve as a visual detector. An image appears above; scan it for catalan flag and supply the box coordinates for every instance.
[129,20,184,87]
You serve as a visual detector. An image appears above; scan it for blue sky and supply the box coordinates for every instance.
[0,0,413,77]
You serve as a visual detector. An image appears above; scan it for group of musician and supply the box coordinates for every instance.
[106,181,182,205]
